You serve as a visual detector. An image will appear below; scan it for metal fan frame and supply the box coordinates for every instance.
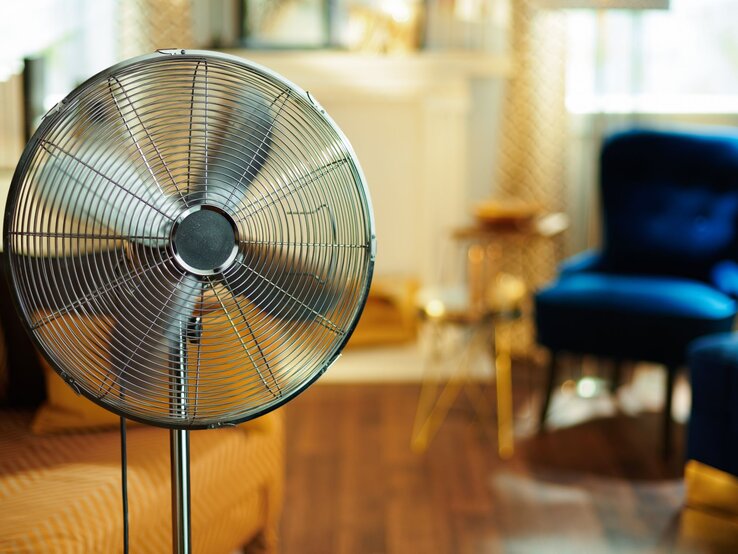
[3,49,376,430]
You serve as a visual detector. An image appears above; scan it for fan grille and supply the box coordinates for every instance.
[5,51,375,428]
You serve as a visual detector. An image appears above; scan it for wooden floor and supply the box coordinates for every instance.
[278,378,719,554]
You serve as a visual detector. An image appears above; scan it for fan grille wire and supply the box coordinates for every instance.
[5,51,375,428]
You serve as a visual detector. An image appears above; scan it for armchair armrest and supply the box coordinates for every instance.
[711,260,738,298]
[559,250,607,276]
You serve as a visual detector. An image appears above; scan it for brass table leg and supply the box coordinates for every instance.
[411,322,445,452]
[494,315,514,459]
[411,316,512,458]
[411,322,475,453]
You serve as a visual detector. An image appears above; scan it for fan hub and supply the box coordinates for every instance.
[171,206,239,275]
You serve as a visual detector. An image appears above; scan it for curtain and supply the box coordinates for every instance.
[119,0,195,58]
[493,0,568,354]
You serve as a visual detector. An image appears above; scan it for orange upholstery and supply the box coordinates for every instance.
[0,409,284,553]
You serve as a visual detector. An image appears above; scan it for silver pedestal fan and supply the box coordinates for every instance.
[4,49,375,553]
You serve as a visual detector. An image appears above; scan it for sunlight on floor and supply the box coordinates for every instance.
[489,471,684,554]
[542,364,691,433]
[327,342,692,444]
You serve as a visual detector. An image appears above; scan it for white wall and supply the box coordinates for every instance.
[228,50,511,284]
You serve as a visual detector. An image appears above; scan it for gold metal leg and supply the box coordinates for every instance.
[411,374,464,453]
[411,322,473,453]
[462,326,496,441]
[411,323,445,452]
[411,318,507,456]
[494,315,514,459]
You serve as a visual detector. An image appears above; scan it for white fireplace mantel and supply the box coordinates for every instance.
[225,50,512,282]
[225,50,510,100]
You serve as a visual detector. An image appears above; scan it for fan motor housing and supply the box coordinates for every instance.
[171,205,239,275]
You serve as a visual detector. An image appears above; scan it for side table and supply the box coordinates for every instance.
[410,213,567,458]
[410,278,523,459]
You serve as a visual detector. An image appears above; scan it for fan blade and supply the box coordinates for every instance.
[222,243,343,332]
[22,247,202,410]
[17,249,135,319]
[107,267,201,407]
[35,143,181,248]
[189,88,276,209]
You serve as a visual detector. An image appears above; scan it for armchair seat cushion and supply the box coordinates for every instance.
[535,273,737,364]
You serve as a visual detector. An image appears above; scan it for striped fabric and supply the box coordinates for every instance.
[0,409,284,553]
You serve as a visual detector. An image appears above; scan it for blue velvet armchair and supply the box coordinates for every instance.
[535,128,738,457]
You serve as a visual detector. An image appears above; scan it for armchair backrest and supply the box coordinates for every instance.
[601,128,738,280]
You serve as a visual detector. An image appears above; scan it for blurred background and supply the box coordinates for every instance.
[3,1,738,273]
[2,1,738,553]
[3,2,738,351]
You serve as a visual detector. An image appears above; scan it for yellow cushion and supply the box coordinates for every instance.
[677,461,738,552]
[680,505,738,552]
[34,360,277,435]
[348,276,418,347]
[32,362,128,434]
[685,459,738,518]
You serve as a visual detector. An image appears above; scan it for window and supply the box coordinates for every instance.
[0,0,116,114]
[565,0,738,113]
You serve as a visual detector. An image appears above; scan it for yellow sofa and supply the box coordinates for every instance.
[0,409,284,553]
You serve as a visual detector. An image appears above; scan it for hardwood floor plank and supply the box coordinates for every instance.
[280,381,706,554]
[337,387,388,554]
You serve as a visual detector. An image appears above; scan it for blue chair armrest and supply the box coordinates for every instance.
[559,250,607,276]
[711,260,738,298]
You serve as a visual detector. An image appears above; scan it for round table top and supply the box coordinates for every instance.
[451,212,569,241]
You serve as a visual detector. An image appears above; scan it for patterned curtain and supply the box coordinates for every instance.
[493,0,568,354]
[119,0,195,58]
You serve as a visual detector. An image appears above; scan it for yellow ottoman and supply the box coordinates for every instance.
[680,460,738,552]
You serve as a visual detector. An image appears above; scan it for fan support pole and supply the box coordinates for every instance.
[170,321,193,553]
[170,429,191,553]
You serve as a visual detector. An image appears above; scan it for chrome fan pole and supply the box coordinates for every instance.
[170,321,193,554]
[170,429,191,554]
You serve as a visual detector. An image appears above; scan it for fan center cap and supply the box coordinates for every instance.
[172,206,239,275]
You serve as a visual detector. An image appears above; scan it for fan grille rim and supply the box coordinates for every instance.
[3,49,376,429]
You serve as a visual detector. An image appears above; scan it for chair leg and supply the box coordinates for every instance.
[662,365,677,460]
[610,359,624,395]
[539,353,559,433]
